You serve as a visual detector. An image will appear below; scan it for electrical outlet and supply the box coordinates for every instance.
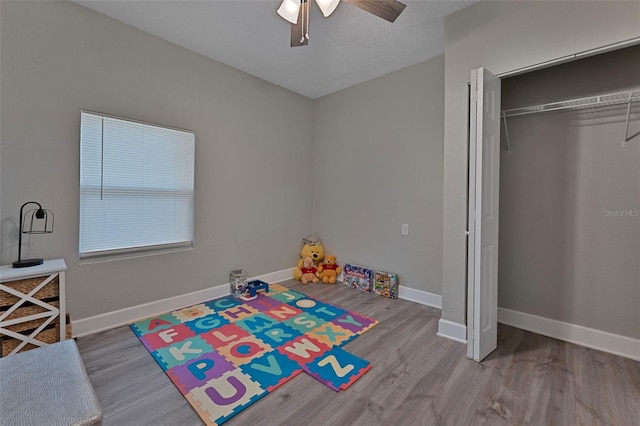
[401,224,409,235]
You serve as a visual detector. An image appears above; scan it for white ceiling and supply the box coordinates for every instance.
[73,0,476,99]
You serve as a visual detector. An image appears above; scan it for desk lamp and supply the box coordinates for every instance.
[12,201,54,268]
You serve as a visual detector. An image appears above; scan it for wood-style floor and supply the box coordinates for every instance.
[76,280,640,425]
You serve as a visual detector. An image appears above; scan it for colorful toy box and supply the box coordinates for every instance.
[342,264,372,292]
[373,270,399,299]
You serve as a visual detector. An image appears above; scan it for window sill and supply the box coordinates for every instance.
[78,244,193,266]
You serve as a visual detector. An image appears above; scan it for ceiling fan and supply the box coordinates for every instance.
[277,0,407,47]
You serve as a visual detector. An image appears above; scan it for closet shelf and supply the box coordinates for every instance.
[502,89,640,118]
[501,88,640,153]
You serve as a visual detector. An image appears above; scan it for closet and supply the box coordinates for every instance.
[497,45,640,341]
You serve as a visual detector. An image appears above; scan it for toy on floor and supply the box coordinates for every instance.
[320,254,342,284]
[300,256,320,284]
[246,280,269,297]
[293,236,324,281]
[229,269,249,298]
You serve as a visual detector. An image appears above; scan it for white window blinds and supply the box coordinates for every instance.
[80,111,195,258]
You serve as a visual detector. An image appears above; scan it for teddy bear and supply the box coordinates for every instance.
[319,254,342,284]
[293,237,324,280]
[299,256,320,284]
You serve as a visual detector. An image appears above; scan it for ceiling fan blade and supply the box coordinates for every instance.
[343,0,406,23]
[290,3,309,47]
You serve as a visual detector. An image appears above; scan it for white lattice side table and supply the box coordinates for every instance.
[0,259,67,356]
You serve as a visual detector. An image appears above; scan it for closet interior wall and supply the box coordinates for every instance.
[499,45,640,339]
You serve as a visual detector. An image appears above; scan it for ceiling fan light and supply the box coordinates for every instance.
[315,0,340,17]
[277,0,301,24]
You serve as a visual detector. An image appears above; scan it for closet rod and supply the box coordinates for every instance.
[502,89,640,118]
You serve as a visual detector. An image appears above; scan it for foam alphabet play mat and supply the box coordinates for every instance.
[130,284,378,425]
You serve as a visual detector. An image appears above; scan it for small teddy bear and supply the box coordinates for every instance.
[300,256,320,284]
[320,254,342,284]
[294,237,324,281]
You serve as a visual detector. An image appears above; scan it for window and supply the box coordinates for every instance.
[80,111,195,258]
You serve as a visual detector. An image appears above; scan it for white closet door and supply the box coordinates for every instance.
[467,67,501,362]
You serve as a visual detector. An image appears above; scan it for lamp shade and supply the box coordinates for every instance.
[277,0,301,24]
[315,0,340,17]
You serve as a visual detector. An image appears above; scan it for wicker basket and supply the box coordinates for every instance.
[1,300,59,323]
[0,314,72,357]
[0,276,60,306]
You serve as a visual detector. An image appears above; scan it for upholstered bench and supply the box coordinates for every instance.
[0,339,103,426]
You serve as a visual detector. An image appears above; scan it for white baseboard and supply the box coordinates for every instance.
[498,308,640,362]
[437,319,467,344]
[255,267,296,285]
[72,267,295,338]
[399,286,442,309]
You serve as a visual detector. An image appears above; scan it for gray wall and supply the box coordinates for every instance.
[0,1,314,319]
[500,47,640,339]
[442,1,640,327]
[312,57,444,295]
